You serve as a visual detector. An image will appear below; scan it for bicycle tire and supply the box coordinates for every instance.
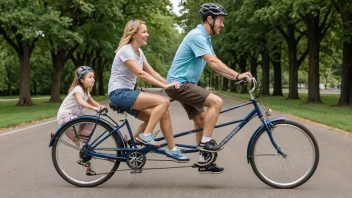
[249,120,319,189]
[52,117,123,187]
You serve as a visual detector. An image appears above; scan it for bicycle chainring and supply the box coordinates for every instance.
[126,151,146,169]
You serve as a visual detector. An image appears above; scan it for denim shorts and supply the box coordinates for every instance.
[109,89,140,118]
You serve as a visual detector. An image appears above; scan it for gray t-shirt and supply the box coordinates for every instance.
[57,85,90,124]
[108,44,146,95]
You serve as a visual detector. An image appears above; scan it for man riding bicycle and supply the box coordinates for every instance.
[165,3,252,174]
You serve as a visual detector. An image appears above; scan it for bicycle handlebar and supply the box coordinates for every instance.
[97,107,108,114]
[234,77,259,99]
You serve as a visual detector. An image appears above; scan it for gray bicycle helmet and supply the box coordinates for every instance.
[199,3,227,19]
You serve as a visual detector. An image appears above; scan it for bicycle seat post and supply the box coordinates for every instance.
[123,112,127,120]
[119,112,128,122]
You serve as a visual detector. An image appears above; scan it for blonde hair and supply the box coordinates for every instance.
[115,20,146,53]
[69,66,95,95]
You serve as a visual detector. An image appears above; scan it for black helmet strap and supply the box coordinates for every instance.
[206,16,217,35]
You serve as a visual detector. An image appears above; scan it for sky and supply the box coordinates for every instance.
[170,0,182,16]
[170,0,183,32]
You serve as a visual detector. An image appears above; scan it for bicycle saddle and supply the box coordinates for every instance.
[109,102,124,113]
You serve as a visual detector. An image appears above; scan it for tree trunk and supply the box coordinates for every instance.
[98,58,105,96]
[6,65,12,96]
[33,80,37,95]
[239,55,248,94]
[338,7,352,106]
[248,54,258,79]
[50,51,65,103]
[307,14,323,103]
[339,38,352,105]
[261,49,270,96]
[222,77,229,91]
[17,44,33,106]
[271,46,283,96]
[215,76,219,90]
[230,55,237,92]
[287,24,300,99]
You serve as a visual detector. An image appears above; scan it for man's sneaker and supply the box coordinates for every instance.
[165,147,190,162]
[136,133,160,147]
[198,139,223,152]
[198,162,224,174]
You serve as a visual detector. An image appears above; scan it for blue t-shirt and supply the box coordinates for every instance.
[167,24,215,84]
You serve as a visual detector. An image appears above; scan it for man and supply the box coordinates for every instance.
[165,3,252,174]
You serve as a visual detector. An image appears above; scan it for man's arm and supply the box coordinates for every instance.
[202,54,252,80]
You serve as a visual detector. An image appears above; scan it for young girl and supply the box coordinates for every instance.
[57,66,105,147]
[108,20,189,162]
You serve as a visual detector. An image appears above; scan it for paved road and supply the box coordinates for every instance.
[0,90,351,198]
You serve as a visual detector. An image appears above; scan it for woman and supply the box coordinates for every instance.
[108,20,189,162]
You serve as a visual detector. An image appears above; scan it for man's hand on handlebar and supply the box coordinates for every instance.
[237,72,253,82]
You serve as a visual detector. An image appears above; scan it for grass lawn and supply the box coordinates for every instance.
[216,91,352,132]
[0,95,108,129]
[0,95,50,99]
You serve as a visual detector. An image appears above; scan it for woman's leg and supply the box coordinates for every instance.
[132,92,170,135]
[136,109,175,150]
[159,110,176,150]
[133,121,147,140]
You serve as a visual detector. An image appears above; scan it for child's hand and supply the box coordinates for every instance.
[98,105,105,112]
[93,107,100,112]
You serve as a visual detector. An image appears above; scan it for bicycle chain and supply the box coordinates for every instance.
[92,159,196,175]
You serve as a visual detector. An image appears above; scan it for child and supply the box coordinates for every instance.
[57,66,105,147]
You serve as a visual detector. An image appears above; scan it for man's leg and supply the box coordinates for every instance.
[165,84,223,151]
[202,93,223,137]
[196,93,224,152]
[192,112,204,145]
[192,112,224,174]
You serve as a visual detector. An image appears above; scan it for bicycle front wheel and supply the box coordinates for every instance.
[249,120,319,189]
[52,118,123,187]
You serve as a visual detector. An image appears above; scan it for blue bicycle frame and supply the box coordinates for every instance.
[49,80,287,163]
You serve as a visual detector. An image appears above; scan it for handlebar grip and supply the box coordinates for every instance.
[99,107,108,114]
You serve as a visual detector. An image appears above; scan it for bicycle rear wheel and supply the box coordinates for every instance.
[249,120,319,189]
[52,118,123,187]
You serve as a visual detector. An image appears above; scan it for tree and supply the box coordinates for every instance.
[255,0,309,99]
[331,0,352,105]
[0,0,68,105]
[294,1,333,103]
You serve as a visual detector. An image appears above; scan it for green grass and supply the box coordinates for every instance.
[216,91,352,132]
[0,95,50,99]
[0,96,108,129]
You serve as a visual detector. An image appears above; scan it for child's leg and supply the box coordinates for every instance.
[64,128,80,147]
[59,116,80,147]
[79,123,94,142]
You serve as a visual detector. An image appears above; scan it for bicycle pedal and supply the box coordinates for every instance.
[192,163,200,168]
[77,160,91,167]
[197,146,224,153]
[130,169,143,174]
[192,162,211,168]
[86,168,96,176]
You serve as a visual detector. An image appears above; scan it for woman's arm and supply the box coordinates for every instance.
[143,61,167,84]
[125,59,176,88]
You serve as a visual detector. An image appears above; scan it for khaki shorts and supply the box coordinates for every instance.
[165,83,210,119]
